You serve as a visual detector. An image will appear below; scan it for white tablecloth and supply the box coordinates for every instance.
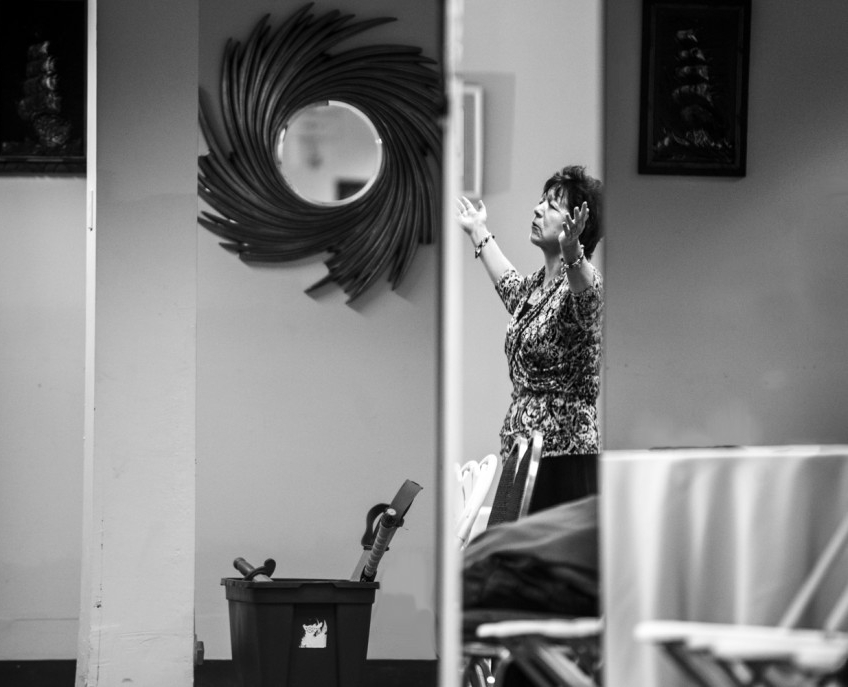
[601,445,848,687]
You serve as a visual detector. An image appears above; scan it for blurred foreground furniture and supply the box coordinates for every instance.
[462,432,602,686]
[635,504,848,686]
[472,616,603,687]
[635,621,848,687]
[602,445,848,687]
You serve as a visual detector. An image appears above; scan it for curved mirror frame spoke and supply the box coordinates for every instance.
[197,7,442,302]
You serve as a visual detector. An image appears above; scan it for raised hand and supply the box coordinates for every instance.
[457,196,487,236]
[559,201,589,248]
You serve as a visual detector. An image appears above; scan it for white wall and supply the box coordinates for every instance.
[603,0,848,449]
[195,0,441,660]
[458,0,603,461]
[0,0,441,666]
[0,178,85,659]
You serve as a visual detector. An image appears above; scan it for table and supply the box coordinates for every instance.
[601,445,848,687]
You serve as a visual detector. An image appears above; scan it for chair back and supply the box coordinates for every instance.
[487,431,543,528]
[518,431,543,519]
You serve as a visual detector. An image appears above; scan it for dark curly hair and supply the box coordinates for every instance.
[542,165,603,259]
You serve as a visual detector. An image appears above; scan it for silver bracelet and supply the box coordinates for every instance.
[562,248,585,270]
[474,233,494,259]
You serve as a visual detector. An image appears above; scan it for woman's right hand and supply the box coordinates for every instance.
[457,196,487,237]
[457,196,513,282]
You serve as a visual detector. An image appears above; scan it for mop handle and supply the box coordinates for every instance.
[361,508,398,582]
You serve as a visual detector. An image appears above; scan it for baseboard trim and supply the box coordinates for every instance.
[0,658,438,687]
[0,660,76,685]
[195,659,438,687]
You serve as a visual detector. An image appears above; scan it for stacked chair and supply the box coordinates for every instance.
[455,453,499,550]
[459,431,604,687]
[474,618,602,687]
[635,509,848,687]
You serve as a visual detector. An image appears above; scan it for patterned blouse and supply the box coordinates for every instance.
[494,263,604,459]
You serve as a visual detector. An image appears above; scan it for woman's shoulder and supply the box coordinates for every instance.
[497,266,537,289]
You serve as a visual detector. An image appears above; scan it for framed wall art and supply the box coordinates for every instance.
[638,0,751,176]
[0,0,86,174]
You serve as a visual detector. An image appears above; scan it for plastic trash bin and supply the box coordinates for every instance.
[222,577,379,687]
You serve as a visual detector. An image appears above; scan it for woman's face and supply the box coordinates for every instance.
[530,189,568,250]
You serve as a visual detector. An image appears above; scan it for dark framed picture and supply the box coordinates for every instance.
[638,0,751,176]
[0,0,86,175]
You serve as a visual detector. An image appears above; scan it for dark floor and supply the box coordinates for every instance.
[0,659,438,687]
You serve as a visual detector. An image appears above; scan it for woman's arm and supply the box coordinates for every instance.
[558,202,594,294]
[457,197,515,286]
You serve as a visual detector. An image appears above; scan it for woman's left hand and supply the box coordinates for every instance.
[558,201,589,249]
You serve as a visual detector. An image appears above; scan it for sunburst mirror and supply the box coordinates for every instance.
[197,4,443,302]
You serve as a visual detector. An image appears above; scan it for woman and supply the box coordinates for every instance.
[457,165,604,507]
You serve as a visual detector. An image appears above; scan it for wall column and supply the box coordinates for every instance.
[77,0,199,684]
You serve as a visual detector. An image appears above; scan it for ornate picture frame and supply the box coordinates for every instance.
[638,0,751,177]
[0,0,86,175]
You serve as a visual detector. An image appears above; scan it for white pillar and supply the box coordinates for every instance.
[77,0,199,684]
[438,2,465,687]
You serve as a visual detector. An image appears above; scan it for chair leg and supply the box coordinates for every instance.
[531,642,597,687]
[463,655,496,687]
[492,638,597,687]
[494,653,556,687]
[662,643,741,687]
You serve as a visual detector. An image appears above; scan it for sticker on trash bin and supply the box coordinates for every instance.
[299,619,328,648]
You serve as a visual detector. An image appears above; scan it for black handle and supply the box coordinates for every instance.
[233,557,276,581]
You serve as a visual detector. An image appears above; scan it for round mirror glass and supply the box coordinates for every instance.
[276,100,383,206]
